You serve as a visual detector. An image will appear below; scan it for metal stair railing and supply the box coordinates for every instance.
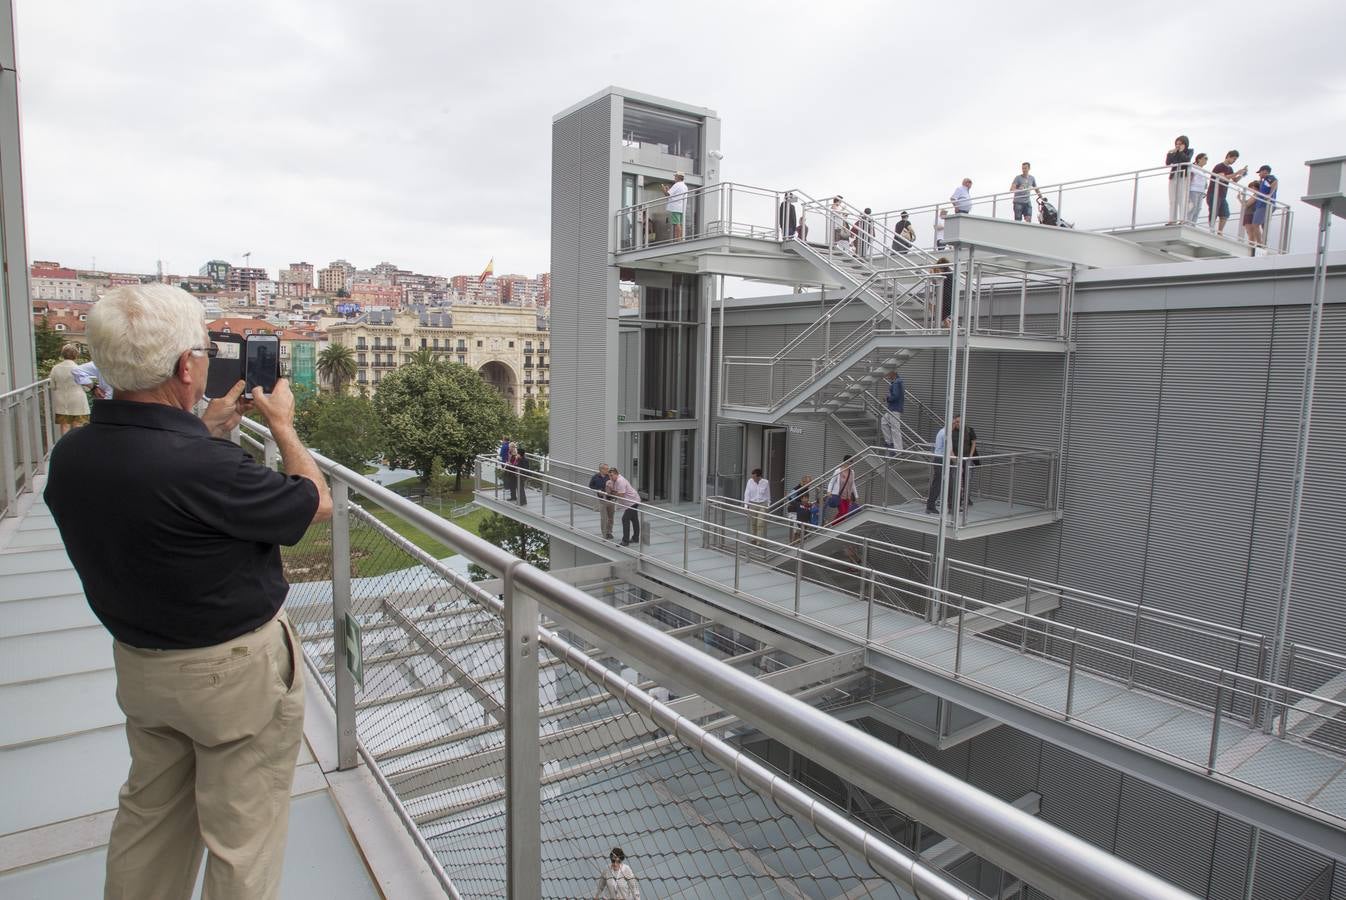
[704,495,933,595]
[790,190,943,269]
[722,272,940,415]
[785,236,939,325]
[478,454,1346,835]
[861,164,1295,256]
[832,385,940,451]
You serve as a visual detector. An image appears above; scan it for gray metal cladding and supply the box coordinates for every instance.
[549,107,582,462]
[1253,304,1346,670]
[963,726,1040,802]
[1113,778,1219,896]
[549,94,616,465]
[1034,742,1123,852]
[1054,310,1165,609]
[1141,308,1271,658]
[781,415,825,490]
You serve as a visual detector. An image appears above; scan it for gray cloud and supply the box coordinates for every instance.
[17,0,1346,277]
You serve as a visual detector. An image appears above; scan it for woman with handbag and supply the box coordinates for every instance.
[825,456,858,524]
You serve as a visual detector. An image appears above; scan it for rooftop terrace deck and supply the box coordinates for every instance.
[0,484,442,899]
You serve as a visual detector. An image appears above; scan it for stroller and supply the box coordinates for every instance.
[1037,196,1073,228]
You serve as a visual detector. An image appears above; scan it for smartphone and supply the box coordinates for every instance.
[243,334,281,400]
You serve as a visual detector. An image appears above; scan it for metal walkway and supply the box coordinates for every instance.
[0,487,428,899]
[476,474,1346,861]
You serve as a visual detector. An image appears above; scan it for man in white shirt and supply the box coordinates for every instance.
[950,178,973,214]
[663,172,688,240]
[925,415,960,514]
[742,467,771,543]
[606,467,642,546]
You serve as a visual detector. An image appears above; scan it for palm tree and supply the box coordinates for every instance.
[317,344,357,394]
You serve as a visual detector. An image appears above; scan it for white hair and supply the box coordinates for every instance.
[87,284,206,391]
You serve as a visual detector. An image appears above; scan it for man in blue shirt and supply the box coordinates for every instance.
[589,463,615,540]
[880,371,905,449]
[950,178,973,214]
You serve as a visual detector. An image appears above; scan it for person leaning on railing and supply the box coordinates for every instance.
[43,283,332,900]
[589,463,615,540]
[607,467,641,546]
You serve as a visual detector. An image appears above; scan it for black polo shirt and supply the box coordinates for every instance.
[44,400,319,649]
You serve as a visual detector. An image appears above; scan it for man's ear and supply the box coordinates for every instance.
[176,350,198,385]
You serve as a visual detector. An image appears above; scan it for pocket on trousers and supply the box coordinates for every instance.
[270,617,300,693]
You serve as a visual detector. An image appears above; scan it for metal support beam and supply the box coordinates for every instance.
[383,601,506,725]
[502,562,540,899]
[1269,202,1332,701]
[329,481,358,771]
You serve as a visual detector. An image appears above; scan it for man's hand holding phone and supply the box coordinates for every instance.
[202,379,253,439]
[250,378,297,435]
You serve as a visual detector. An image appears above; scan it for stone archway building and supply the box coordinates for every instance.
[327,304,549,414]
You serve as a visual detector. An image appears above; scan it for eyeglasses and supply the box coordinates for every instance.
[188,343,218,358]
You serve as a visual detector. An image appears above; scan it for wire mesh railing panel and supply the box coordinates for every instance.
[427,711,918,899]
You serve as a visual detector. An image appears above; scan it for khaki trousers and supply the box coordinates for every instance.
[600,500,615,538]
[105,612,306,900]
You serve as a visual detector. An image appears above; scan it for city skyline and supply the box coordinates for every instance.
[16,0,1345,278]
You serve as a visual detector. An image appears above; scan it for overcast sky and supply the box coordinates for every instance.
[15,0,1346,279]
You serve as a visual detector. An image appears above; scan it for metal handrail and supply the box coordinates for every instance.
[233,414,1198,899]
[613,169,1293,262]
[1,380,54,520]
[789,189,943,270]
[480,454,1346,816]
[865,163,1294,254]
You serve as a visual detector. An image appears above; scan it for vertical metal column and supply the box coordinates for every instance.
[954,249,974,523]
[931,246,965,593]
[0,397,14,515]
[41,384,54,461]
[1268,203,1332,703]
[16,391,32,493]
[503,562,541,899]
[329,480,358,771]
[264,435,279,471]
[695,274,714,501]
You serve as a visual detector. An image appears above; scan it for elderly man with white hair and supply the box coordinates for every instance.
[44,283,332,900]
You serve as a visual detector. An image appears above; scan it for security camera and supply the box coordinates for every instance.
[709,150,725,160]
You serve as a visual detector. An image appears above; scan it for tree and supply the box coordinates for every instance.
[373,357,510,490]
[34,316,65,365]
[317,344,357,394]
[335,287,350,298]
[468,512,549,581]
[293,390,381,472]
[515,397,549,455]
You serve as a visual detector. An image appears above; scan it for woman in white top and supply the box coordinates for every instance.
[595,847,640,899]
[1187,153,1209,225]
[826,456,859,523]
[49,343,91,435]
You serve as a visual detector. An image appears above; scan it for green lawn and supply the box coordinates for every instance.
[281,476,493,581]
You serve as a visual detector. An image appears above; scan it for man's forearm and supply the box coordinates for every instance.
[273,424,334,522]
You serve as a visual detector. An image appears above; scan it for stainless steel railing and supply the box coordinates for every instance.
[612,169,1294,263]
[241,418,1087,899]
[478,453,1346,831]
[0,380,53,519]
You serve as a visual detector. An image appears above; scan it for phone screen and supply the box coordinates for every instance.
[244,335,280,400]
